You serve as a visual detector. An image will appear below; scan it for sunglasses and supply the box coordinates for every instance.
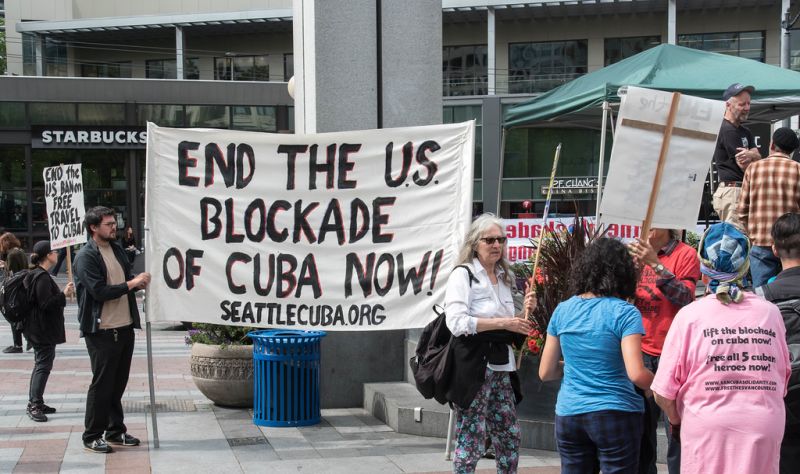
[480,237,507,244]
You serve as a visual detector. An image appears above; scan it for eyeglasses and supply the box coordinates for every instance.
[480,237,507,245]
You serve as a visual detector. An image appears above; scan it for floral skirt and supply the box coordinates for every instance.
[453,368,520,474]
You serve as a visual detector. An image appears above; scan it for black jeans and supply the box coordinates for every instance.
[639,353,680,474]
[82,325,135,442]
[10,323,23,347]
[29,343,56,405]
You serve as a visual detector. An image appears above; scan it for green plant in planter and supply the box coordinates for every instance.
[185,323,255,347]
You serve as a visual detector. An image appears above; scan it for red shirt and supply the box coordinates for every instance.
[634,240,701,356]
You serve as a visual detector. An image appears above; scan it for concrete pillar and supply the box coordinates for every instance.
[292,0,442,408]
[488,7,496,95]
[176,26,185,80]
[483,96,502,214]
[667,0,676,45]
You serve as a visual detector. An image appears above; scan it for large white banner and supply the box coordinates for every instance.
[43,164,87,250]
[599,86,725,231]
[145,122,475,330]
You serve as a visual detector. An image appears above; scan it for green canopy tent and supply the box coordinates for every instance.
[505,43,800,128]
[501,43,800,218]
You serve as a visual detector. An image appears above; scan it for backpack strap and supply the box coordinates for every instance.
[454,264,478,287]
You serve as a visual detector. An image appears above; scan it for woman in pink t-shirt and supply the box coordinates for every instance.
[652,223,791,474]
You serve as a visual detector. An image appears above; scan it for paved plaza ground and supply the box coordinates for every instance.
[0,279,566,473]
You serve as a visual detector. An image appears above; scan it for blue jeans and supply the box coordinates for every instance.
[556,410,643,474]
[750,245,781,288]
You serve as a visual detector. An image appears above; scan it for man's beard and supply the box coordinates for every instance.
[98,232,115,243]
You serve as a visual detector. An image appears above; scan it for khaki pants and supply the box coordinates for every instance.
[712,185,742,229]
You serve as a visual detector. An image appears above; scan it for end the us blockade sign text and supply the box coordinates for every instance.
[162,139,446,328]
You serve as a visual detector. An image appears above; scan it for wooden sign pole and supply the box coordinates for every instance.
[518,143,561,369]
[640,92,682,238]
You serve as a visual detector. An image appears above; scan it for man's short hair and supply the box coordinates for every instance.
[772,213,800,259]
[771,127,800,155]
[85,206,116,236]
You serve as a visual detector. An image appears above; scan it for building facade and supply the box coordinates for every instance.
[1,0,798,246]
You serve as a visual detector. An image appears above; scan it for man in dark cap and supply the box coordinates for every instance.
[712,83,762,228]
[738,127,800,286]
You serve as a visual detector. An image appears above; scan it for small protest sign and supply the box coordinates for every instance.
[599,86,726,231]
[145,122,475,330]
[43,164,87,250]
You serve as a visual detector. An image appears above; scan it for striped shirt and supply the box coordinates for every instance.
[738,153,800,246]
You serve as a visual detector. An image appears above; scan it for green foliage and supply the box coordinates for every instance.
[685,231,701,250]
[523,216,607,333]
[185,323,255,347]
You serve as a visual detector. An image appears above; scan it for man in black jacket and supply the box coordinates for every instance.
[755,212,800,474]
[74,206,150,454]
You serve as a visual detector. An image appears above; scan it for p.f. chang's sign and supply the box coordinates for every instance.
[32,126,147,149]
[540,176,599,195]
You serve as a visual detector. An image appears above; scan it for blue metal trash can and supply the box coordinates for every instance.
[248,329,326,427]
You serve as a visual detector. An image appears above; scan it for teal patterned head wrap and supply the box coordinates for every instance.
[697,223,750,304]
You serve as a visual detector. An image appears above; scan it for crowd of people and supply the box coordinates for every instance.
[0,206,151,454]
[443,84,798,474]
[2,83,799,471]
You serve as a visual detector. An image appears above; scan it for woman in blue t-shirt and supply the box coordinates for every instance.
[539,238,654,473]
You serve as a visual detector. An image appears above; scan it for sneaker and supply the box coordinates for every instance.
[83,438,113,453]
[2,345,22,354]
[40,404,57,414]
[483,446,496,459]
[26,405,47,422]
[105,433,140,446]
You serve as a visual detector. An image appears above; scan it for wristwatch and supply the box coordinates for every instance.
[651,263,666,274]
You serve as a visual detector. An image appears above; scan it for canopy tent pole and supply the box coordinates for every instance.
[595,101,610,220]
[496,128,507,214]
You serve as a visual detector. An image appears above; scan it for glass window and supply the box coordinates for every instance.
[0,102,26,127]
[508,40,588,94]
[503,127,611,178]
[214,55,270,81]
[22,32,36,76]
[31,150,128,231]
[791,29,800,71]
[146,58,200,79]
[80,62,132,78]
[604,36,661,66]
[77,103,126,125]
[0,190,28,232]
[284,53,294,81]
[29,102,76,125]
[186,105,229,128]
[442,45,488,96]
[44,37,67,76]
[232,106,277,132]
[0,146,26,189]
[678,31,765,62]
[137,104,185,127]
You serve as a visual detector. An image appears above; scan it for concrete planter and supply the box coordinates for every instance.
[190,343,254,408]
[516,354,560,421]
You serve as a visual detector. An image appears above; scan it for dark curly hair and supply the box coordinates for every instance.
[569,237,637,299]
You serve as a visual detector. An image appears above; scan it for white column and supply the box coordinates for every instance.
[667,0,676,45]
[292,0,316,134]
[781,0,791,69]
[35,35,44,76]
[175,26,185,80]
[487,7,496,95]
